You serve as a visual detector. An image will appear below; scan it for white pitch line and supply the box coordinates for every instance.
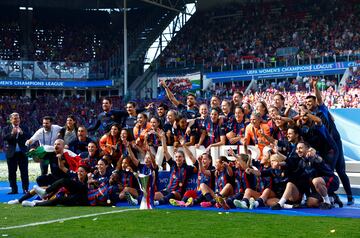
[0,208,138,230]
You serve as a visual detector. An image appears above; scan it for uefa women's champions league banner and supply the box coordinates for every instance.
[204,61,360,83]
[0,79,113,88]
[158,72,201,97]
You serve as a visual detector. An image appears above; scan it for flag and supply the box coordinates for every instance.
[26,145,55,162]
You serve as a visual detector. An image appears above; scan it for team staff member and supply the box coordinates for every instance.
[307,78,353,205]
[68,126,93,155]
[2,112,30,194]
[87,97,127,136]
[25,116,62,175]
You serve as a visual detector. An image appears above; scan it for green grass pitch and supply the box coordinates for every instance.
[0,204,359,238]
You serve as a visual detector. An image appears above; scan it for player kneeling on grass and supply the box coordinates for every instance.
[271,142,339,210]
[154,135,197,206]
[234,154,287,209]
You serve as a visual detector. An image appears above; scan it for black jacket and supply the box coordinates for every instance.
[2,124,30,158]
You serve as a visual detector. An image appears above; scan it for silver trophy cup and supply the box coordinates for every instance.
[138,173,154,209]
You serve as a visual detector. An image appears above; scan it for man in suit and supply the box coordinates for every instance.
[2,112,30,194]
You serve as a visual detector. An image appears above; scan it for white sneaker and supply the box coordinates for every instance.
[22,200,36,207]
[125,192,138,206]
[249,198,255,210]
[7,199,19,205]
[233,199,248,209]
[33,185,46,198]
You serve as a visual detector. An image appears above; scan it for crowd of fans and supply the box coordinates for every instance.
[0,6,163,63]
[159,0,360,71]
[31,9,122,62]
[1,76,356,210]
[0,7,21,60]
[343,67,360,89]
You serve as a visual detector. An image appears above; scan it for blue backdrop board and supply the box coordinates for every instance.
[331,109,360,161]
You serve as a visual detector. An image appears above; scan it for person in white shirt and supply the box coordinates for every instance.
[25,116,62,175]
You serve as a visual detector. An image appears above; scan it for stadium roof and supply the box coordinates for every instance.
[0,0,195,10]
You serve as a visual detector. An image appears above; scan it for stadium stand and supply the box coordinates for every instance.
[158,0,360,71]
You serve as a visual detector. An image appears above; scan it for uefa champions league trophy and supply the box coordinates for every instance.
[137,173,154,210]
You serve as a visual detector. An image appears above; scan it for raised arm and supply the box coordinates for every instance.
[223,161,233,177]
[181,139,196,164]
[161,81,181,107]
[311,78,323,105]
[126,142,139,167]
[160,129,171,162]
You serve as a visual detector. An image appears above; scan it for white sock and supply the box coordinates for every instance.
[254,201,259,208]
[323,195,331,204]
[301,194,306,205]
[278,198,286,207]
